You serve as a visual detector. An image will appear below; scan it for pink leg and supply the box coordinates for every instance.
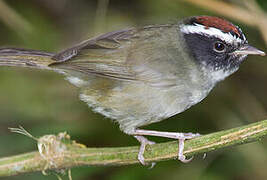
[133,129,200,164]
[134,135,155,165]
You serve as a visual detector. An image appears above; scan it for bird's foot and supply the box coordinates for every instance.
[177,137,194,163]
[134,135,155,165]
[133,129,201,164]
[177,132,200,163]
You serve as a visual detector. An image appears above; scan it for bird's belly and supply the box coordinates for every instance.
[78,76,209,134]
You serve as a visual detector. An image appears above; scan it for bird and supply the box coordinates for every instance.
[0,16,265,165]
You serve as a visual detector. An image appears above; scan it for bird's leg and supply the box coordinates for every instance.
[133,129,200,164]
[134,135,155,165]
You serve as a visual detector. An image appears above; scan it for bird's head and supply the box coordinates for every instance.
[180,16,265,82]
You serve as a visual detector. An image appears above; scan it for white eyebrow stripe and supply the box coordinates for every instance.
[180,24,245,45]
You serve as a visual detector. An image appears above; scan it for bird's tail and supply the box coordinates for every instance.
[0,48,56,70]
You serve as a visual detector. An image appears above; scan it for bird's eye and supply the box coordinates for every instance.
[213,42,226,52]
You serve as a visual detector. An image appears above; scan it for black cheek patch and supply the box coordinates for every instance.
[183,33,219,63]
[183,33,237,71]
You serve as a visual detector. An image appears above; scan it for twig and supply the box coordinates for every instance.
[94,0,109,35]
[0,119,267,177]
[0,0,33,35]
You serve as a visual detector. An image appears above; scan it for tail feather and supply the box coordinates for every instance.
[0,47,56,70]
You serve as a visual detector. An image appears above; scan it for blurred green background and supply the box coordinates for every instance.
[0,0,266,180]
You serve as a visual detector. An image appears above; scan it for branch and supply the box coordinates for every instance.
[0,0,33,35]
[0,119,267,177]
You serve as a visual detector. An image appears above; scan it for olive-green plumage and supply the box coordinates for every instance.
[51,24,214,134]
[0,16,264,164]
[0,25,212,133]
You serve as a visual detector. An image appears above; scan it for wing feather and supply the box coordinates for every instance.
[50,28,138,80]
[49,24,182,86]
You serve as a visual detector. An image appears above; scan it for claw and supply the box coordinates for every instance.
[133,129,201,164]
[203,153,207,159]
[177,138,194,163]
[178,154,194,163]
[149,162,156,169]
[134,135,155,165]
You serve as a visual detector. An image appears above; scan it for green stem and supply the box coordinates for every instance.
[1,120,267,177]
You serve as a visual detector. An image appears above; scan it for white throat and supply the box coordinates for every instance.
[208,66,239,84]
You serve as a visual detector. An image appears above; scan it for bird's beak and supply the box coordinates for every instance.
[234,45,265,56]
